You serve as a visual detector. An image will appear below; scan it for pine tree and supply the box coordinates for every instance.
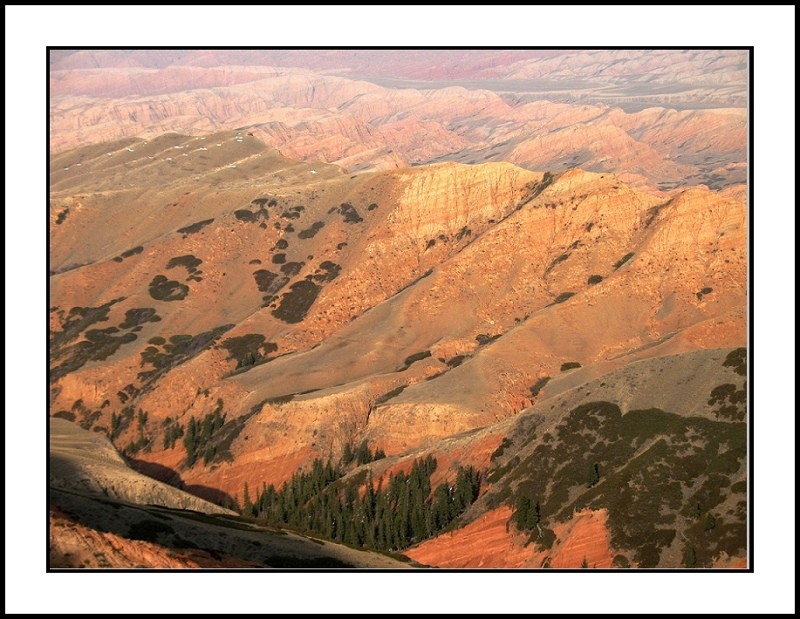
[243,481,253,516]
[586,462,600,487]
[704,513,716,532]
[526,499,541,530]
[183,416,197,467]
[432,483,452,531]
[341,442,354,466]
[356,440,372,465]
[110,412,120,439]
[514,495,531,530]
[684,545,697,568]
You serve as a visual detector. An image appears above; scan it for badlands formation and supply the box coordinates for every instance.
[49,49,748,569]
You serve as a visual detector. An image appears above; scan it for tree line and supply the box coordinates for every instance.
[244,455,481,551]
[182,399,226,467]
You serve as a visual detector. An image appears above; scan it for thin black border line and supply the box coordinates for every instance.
[48,45,752,50]
[47,46,52,573]
[747,45,754,573]
[47,46,754,574]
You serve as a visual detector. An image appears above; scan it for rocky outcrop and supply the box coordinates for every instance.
[49,507,259,568]
[50,418,235,514]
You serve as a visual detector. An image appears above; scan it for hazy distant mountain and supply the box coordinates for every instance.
[50,50,747,192]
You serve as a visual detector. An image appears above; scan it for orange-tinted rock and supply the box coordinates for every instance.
[49,507,262,568]
[406,507,614,569]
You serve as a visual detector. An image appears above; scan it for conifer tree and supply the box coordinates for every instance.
[586,462,600,487]
[183,416,197,467]
[515,495,531,530]
[684,545,697,568]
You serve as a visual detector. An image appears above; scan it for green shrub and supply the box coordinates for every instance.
[399,350,431,371]
[722,348,747,376]
[338,203,363,224]
[220,334,278,369]
[298,221,325,239]
[375,385,407,405]
[271,280,321,323]
[613,252,635,270]
[148,275,189,301]
[119,308,160,329]
[234,210,257,222]
[177,218,214,236]
[167,254,202,274]
[446,355,466,368]
[491,437,513,461]
[476,333,501,346]
[545,252,571,276]
[529,377,551,396]
[121,246,144,259]
[312,261,341,283]
[280,261,304,276]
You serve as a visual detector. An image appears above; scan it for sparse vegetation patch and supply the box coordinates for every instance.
[298,221,325,239]
[399,350,432,371]
[375,385,407,405]
[529,376,551,397]
[119,308,161,330]
[552,292,576,305]
[336,203,363,224]
[220,334,278,369]
[613,252,635,270]
[137,324,234,384]
[489,401,746,567]
[177,218,214,237]
[148,275,189,301]
[271,280,322,323]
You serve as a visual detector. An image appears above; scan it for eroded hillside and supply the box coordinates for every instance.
[50,54,746,192]
[49,132,747,567]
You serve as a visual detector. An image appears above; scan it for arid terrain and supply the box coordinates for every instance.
[50,49,747,192]
[48,49,748,569]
